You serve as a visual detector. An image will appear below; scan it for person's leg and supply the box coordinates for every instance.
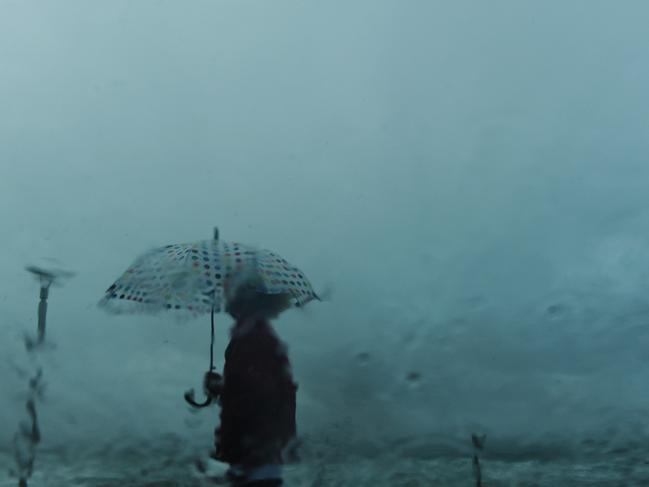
[239,480,282,487]
[228,479,282,487]
[225,465,246,485]
[227,465,283,487]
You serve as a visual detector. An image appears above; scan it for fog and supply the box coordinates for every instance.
[2,1,649,485]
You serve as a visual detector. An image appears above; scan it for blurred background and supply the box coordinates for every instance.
[2,1,649,485]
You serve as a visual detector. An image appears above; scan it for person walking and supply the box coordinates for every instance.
[204,277,298,486]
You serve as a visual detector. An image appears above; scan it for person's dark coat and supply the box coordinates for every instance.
[215,318,297,468]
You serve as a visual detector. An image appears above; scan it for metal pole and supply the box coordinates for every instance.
[16,266,72,486]
[37,285,49,344]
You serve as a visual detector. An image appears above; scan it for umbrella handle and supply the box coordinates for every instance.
[184,305,219,409]
[184,388,213,408]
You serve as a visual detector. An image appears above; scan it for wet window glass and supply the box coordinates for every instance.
[2,2,649,486]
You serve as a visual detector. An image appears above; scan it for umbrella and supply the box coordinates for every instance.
[99,228,318,315]
[98,227,318,407]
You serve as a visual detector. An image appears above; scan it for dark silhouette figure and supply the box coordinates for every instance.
[206,280,297,486]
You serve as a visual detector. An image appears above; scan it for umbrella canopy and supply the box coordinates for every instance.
[99,234,318,316]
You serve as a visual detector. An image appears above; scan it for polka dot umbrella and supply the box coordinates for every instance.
[99,228,318,316]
